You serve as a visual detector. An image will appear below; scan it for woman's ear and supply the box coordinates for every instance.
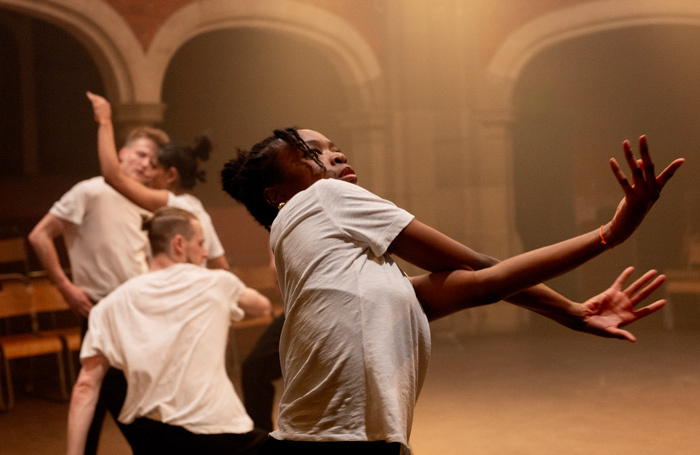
[263,185,285,208]
[166,167,179,186]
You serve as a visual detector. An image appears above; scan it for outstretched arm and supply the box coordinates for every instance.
[576,267,665,342]
[603,135,684,246]
[86,91,168,212]
[392,136,682,329]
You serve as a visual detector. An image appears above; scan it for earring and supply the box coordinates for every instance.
[278,202,286,210]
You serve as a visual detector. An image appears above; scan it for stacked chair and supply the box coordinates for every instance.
[0,236,81,411]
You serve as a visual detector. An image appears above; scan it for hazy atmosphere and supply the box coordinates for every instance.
[1,1,699,454]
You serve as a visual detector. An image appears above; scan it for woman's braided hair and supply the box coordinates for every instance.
[221,128,324,231]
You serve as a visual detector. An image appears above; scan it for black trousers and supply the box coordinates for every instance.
[241,313,285,432]
[259,437,402,455]
[126,418,269,455]
[82,318,131,455]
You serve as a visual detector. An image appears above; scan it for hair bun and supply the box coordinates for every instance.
[193,135,212,161]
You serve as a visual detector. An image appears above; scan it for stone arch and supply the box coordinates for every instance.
[486,0,700,104]
[472,0,700,302]
[472,0,700,259]
[145,0,384,112]
[0,0,383,113]
[0,0,144,104]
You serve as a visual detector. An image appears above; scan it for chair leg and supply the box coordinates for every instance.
[66,349,77,386]
[4,357,14,410]
[0,353,5,412]
[663,295,675,330]
[57,350,68,400]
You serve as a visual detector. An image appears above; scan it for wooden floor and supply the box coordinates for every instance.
[1,318,699,455]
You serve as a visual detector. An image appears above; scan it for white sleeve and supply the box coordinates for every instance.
[80,296,124,370]
[49,180,89,226]
[222,272,246,322]
[320,180,414,257]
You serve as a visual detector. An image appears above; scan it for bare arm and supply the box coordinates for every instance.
[207,254,231,271]
[402,220,610,317]
[28,214,93,317]
[237,287,272,319]
[393,136,683,330]
[66,354,109,455]
[383,215,579,322]
[86,91,168,212]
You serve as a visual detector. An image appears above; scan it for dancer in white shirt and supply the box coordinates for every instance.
[67,207,271,455]
[221,127,683,454]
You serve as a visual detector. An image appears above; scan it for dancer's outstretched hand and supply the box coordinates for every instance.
[605,136,684,246]
[579,267,665,342]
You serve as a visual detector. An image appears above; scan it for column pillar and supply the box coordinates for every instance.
[112,102,167,144]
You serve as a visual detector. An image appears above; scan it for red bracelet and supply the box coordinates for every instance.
[599,225,608,246]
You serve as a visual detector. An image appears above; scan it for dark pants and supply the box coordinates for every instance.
[126,418,269,455]
[82,318,131,455]
[259,437,402,455]
[241,314,285,432]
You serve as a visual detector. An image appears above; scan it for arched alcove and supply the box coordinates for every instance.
[160,27,351,266]
[161,27,349,209]
[513,24,700,302]
[0,11,104,225]
[481,0,700,303]
[148,0,383,111]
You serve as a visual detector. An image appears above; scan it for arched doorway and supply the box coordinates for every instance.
[513,24,700,303]
[161,27,350,208]
[0,11,104,234]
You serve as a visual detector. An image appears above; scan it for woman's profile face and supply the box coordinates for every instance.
[275,143,324,196]
[269,129,358,207]
[148,160,170,190]
[297,129,357,184]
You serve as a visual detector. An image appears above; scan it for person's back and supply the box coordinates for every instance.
[67,207,271,455]
[83,263,252,433]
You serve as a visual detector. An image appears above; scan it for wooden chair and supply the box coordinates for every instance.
[663,235,700,329]
[0,236,30,280]
[27,275,82,384]
[0,277,68,411]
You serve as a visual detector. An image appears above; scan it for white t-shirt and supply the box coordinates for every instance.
[270,179,430,453]
[167,192,225,261]
[81,263,254,434]
[49,176,150,301]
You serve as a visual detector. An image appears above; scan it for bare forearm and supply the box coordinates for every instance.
[207,255,230,271]
[66,384,99,455]
[475,227,608,305]
[505,284,584,328]
[413,227,609,320]
[67,355,109,455]
[96,117,121,185]
[28,229,70,288]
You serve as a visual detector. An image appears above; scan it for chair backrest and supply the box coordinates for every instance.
[686,237,700,269]
[0,277,32,321]
[231,265,278,292]
[0,236,30,277]
[27,276,70,314]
